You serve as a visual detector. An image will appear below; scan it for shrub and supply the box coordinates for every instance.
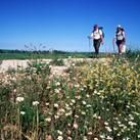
[49,58,64,66]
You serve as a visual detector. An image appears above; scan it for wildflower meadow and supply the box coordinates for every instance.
[0,54,140,140]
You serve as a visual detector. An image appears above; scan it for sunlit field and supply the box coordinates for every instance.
[0,52,140,140]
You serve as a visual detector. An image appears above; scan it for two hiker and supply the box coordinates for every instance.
[88,24,126,57]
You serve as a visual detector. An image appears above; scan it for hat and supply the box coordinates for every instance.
[117,24,122,28]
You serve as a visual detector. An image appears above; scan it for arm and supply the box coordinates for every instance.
[112,37,116,47]
[88,32,93,39]
[101,35,104,44]
[99,30,104,44]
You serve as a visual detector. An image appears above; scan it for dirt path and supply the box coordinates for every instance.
[0,58,111,76]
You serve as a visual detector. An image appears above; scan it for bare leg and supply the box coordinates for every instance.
[118,44,123,54]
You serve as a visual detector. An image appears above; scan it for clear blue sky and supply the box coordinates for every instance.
[0,0,140,52]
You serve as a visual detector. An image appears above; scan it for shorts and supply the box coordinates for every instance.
[116,39,124,46]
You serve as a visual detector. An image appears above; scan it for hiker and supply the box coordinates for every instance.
[113,25,126,54]
[88,24,104,57]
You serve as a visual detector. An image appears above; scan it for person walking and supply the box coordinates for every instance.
[88,24,104,58]
[113,25,126,54]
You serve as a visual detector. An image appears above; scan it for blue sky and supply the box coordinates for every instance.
[0,0,140,52]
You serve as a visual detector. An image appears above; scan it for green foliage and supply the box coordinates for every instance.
[0,48,123,60]
[1,57,140,139]
[125,49,140,62]
[49,58,65,66]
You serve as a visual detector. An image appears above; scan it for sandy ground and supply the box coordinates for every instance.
[0,60,30,71]
[0,58,110,76]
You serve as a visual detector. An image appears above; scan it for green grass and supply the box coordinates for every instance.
[0,49,115,60]
[0,52,86,60]
[0,48,140,60]
[1,49,140,139]
[1,55,140,139]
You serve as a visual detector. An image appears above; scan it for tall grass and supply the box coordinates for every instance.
[0,54,140,139]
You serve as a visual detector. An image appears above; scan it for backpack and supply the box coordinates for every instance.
[99,27,105,38]
[101,30,105,38]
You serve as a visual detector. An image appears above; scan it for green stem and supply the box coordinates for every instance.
[36,106,39,138]
[18,105,22,140]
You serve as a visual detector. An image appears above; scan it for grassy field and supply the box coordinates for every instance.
[0,49,115,60]
[0,50,140,140]
[0,49,140,61]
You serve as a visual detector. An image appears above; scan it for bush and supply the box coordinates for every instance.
[49,58,64,66]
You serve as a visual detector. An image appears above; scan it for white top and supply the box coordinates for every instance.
[90,29,102,40]
[116,31,125,40]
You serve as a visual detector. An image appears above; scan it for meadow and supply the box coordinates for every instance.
[0,50,140,140]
